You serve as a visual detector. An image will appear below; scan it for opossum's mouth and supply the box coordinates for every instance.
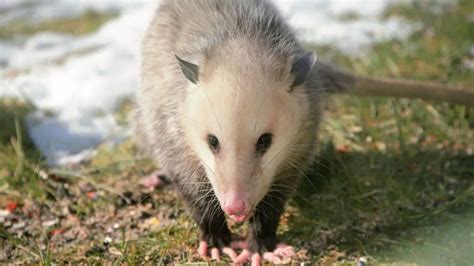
[229,214,248,223]
[226,209,255,223]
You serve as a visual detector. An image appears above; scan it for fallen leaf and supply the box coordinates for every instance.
[6,201,18,212]
[50,228,65,236]
[87,191,97,199]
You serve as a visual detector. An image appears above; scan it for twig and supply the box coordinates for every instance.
[16,245,40,260]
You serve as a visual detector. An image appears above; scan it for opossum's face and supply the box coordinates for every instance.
[178,52,315,222]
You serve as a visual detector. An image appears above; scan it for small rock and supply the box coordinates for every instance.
[42,218,59,227]
[104,236,112,245]
[108,247,123,257]
[0,210,10,218]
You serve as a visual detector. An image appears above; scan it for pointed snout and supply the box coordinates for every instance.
[223,199,246,215]
[222,195,250,223]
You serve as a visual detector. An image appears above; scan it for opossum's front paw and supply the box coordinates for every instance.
[197,230,235,261]
[234,241,295,265]
[198,239,245,261]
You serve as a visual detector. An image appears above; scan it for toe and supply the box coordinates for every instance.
[198,241,208,258]
[211,248,220,261]
[274,243,295,257]
[235,249,252,263]
[263,252,281,263]
[251,253,261,266]
[222,247,238,261]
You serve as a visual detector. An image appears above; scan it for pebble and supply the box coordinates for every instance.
[104,236,112,245]
[0,210,10,218]
[42,218,59,227]
[108,247,123,256]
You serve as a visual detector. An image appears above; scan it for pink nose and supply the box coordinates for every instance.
[223,200,247,216]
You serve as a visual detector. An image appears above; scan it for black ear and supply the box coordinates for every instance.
[176,55,199,84]
[289,51,317,91]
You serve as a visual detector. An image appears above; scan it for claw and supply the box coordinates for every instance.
[211,247,220,261]
[198,241,208,258]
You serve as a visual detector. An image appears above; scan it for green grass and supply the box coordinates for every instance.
[1,1,473,265]
[0,10,117,39]
[0,99,44,201]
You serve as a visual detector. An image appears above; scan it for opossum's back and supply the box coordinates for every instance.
[145,0,297,58]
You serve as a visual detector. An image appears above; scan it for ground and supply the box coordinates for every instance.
[1,1,473,265]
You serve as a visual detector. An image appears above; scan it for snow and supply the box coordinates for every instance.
[0,0,414,165]
[278,0,415,53]
[0,0,140,26]
[1,1,158,165]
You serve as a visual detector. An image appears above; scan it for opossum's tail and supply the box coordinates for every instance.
[316,63,474,106]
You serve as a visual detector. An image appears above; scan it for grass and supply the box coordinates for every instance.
[1,1,473,265]
[0,9,117,39]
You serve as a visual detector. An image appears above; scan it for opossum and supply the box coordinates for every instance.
[134,0,474,263]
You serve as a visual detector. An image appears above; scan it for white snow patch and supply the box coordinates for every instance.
[276,0,415,53]
[0,0,141,26]
[1,1,158,165]
[0,0,415,165]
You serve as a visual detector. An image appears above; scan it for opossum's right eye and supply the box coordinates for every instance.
[256,133,273,155]
[207,134,220,153]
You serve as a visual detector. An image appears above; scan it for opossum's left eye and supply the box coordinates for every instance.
[207,134,220,154]
[256,133,273,154]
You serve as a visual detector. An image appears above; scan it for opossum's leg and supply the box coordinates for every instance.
[234,189,295,263]
[140,170,170,188]
[247,189,288,253]
[187,195,233,260]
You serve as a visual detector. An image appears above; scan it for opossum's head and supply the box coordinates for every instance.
[178,48,316,222]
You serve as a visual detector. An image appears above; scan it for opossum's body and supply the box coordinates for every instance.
[135,0,474,262]
[135,0,320,259]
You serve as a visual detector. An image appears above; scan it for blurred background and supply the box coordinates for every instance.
[0,0,473,265]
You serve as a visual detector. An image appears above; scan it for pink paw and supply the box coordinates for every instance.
[140,170,168,189]
[233,243,295,265]
[197,240,246,262]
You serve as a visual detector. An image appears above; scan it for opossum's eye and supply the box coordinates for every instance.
[256,133,273,155]
[207,134,220,154]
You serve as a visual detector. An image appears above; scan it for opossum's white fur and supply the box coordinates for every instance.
[181,37,312,209]
[134,0,324,252]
